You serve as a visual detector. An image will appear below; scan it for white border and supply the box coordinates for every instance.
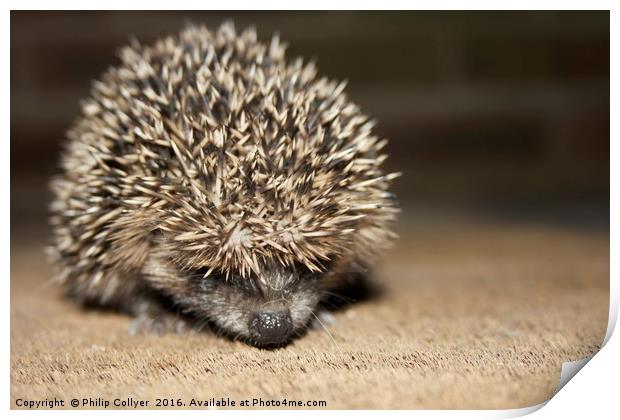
[2,1,617,11]
[5,2,616,419]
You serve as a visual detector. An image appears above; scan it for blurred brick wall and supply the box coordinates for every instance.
[11,11,609,227]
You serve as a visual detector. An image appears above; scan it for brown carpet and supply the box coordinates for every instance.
[11,215,609,409]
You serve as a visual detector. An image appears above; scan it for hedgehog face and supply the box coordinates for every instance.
[143,251,322,347]
[189,264,322,347]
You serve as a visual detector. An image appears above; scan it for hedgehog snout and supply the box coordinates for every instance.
[248,310,293,347]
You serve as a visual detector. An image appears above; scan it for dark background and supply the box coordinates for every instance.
[11,11,609,238]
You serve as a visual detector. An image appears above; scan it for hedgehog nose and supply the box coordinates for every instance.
[249,310,293,346]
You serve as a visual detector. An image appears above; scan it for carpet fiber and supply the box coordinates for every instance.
[11,216,609,409]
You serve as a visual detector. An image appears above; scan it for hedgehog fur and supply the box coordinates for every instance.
[49,22,399,347]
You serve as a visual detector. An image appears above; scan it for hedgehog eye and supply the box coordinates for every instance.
[294,260,333,278]
[191,266,212,279]
[180,266,219,286]
[294,263,313,277]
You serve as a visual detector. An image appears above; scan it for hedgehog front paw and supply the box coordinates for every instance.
[128,313,189,336]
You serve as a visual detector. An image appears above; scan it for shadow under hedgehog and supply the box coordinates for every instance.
[48,22,399,348]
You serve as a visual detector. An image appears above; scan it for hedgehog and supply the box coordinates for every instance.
[49,22,399,348]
